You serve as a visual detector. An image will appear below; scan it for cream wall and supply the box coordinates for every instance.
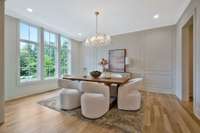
[0,0,4,124]
[176,0,200,118]
[4,15,81,101]
[80,26,176,94]
[71,39,81,75]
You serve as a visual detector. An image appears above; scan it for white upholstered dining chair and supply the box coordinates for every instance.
[80,81,110,119]
[110,73,122,97]
[58,79,81,110]
[118,78,143,111]
[110,72,133,97]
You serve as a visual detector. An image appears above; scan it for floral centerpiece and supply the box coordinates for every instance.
[99,58,108,72]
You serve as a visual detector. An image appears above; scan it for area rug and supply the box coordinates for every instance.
[38,96,144,133]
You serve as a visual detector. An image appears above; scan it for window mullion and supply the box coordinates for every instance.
[28,24,30,41]
[40,28,45,80]
[49,33,51,78]
[57,34,61,78]
[69,41,72,75]
[19,39,38,45]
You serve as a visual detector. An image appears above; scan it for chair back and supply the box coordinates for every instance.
[111,73,122,78]
[129,78,143,83]
[122,78,143,90]
[111,72,132,78]
[81,81,110,98]
[58,79,80,90]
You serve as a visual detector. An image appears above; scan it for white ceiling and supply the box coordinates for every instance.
[5,0,190,41]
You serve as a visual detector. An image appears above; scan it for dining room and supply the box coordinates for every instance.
[1,0,200,133]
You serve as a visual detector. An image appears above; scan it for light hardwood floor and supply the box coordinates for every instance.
[0,90,200,133]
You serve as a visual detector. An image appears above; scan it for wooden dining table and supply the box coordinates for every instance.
[63,75,130,107]
[63,75,130,87]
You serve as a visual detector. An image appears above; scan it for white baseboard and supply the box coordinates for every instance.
[5,79,58,101]
[140,88,175,95]
[5,87,58,101]
[194,108,200,120]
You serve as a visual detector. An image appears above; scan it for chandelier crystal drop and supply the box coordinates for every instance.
[85,11,111,47]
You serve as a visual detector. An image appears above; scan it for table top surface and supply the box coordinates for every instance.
[63,75,130,85]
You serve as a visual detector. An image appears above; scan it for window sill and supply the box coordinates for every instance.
[20,79,41,87]
[19,79,58,87]
[44,77,57,80]
[21,79,40,83]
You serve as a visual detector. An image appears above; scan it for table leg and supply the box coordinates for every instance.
[109,84,120,109]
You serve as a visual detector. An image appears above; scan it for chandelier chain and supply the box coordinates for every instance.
[95,12,99,35]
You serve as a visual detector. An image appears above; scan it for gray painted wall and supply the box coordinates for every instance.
[80,25,176,94]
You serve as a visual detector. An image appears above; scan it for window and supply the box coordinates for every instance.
[44,31,57,79]
[19,23,39,82]
[18,21,72,83]
[60,36,71,76]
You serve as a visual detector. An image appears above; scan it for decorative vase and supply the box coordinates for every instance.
[103,69,111,79]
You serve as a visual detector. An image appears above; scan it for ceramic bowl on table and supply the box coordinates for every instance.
[90,71,102,79]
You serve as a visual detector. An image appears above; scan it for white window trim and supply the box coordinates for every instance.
[17,19,21,87]
[39,28,44,80]
[17,21,41,86]
[57,34,61,78]
[68,39,72,75]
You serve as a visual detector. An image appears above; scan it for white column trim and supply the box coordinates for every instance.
[194,6,200,119]
[56,34,60,78]
[40,28,44,80]
[0,0,5,124]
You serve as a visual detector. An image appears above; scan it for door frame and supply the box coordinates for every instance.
[181,16,194,102]
[180,8,200,119]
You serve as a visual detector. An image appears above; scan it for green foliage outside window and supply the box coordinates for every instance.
[20,43,38,80]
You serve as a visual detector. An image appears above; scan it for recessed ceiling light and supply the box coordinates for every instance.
[78,33,82,36]
[153,14,159,19]
[26,8,33,13]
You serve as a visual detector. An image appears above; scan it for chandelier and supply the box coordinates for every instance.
[85,11,111,47]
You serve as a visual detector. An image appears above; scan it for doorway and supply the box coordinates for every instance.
[182,16,194,111]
